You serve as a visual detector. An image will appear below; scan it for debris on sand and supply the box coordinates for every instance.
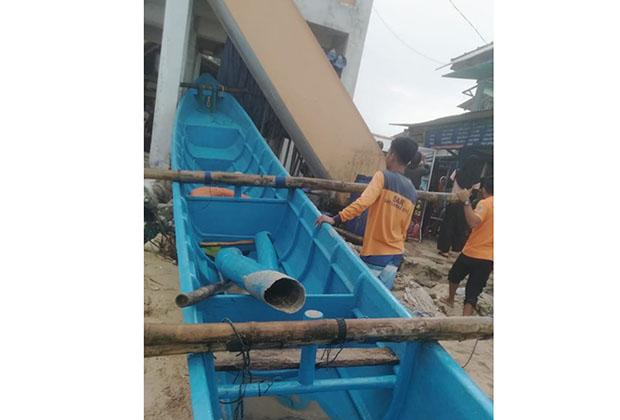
[414,275,437,289]
[404,284,443,317]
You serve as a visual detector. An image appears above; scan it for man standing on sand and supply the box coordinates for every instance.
[315,137,418,290]
[437,157,481,257]
[442,176,493,316]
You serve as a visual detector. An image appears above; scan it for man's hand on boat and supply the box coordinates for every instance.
[315,214,336,227]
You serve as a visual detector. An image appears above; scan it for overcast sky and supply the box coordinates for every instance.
[353,0,493,136]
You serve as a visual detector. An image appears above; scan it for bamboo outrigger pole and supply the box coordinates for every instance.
[145,317,493,357]
[333,227,363,245]
[144,168,459,203]
[175,282,232,308]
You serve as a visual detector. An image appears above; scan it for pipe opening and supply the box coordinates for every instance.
[264,277,306,313]
[175,294,190,307]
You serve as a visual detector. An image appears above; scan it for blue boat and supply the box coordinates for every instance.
[171,74,493,419]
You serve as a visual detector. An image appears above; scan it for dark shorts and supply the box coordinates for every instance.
[448,253,493,306]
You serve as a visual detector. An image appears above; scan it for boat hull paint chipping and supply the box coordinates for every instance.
[171,75,492,419]
[206,0,386,182]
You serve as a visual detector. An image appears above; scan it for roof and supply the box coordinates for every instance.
[443,61,493,80]
[390,110,493,150]
[449,42,493,66]
[390,109,493,129]
[437,42,493,70]
[438,42,493,81]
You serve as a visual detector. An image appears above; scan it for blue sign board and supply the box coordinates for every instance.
[425,118,493,148]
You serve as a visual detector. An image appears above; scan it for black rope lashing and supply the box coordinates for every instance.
[217,318,277,419]
[219,318,252,420]
[320,318,347,367]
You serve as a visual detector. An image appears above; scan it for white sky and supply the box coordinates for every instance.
[353,0,494,136]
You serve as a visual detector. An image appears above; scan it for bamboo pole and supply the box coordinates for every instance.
[144,168,459,203]
[333,227,363,245]
[175,282,232,308]
[144,317,493,357]
[212,348,399,371]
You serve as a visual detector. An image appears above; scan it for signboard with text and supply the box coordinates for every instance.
[425,118,493,149]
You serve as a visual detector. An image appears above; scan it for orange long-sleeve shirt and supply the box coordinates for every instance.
[462,196,493,261]
[336,171,417,256]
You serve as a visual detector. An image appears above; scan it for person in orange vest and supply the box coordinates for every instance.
[315,136,418,290]
[442,176,493,316]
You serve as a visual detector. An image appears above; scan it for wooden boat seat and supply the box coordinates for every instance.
[213,347,399,371]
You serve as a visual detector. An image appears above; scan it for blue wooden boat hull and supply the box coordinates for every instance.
[171,74,493,419]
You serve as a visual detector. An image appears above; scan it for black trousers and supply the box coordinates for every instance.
[437,203,469,253]
[448,254,493,305]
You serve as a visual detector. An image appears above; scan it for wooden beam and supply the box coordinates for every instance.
[175,282,232,308]
[333,227,363,245]
[144,168,460,203]
[213,347,399,371]
[144,316,493,357]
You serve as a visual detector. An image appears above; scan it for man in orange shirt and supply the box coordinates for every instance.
[315,137,418,290]
[443,176,493,316]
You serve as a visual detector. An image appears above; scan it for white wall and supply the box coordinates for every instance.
[146,0,374,167]
[145,0,227,45]
[294,0,374,96]
[145,0,373,95]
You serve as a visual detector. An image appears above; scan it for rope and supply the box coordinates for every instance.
[320,318,347,367]
[461,338,479,369]
[218,318,276,419]
[219,318,252,420]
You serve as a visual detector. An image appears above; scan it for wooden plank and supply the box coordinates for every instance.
[206,0,385,183]
[334,227,363,245]
[213,347,399,371]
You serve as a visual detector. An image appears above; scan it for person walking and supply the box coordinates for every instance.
[315,137,418,290]
[437,157,481,257]
[442,176,493,316]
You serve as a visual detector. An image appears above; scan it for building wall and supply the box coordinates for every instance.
[145,0,374,168]
[145,0,372,95]
[293,0,373,96]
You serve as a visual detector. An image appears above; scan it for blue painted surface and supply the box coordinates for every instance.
[215,246,305,313]
[298,310,323,385]
[217,375,397,399]
[254,231,279,270]
[171,74,493,419]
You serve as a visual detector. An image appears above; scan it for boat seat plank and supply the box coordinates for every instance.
[213,348,399,371]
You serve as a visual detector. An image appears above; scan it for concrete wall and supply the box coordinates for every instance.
[145,0,374,168]
[293,0,374,96]
[145,0,372,94]
[145,0,227,45]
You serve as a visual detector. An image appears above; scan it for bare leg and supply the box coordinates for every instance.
[463,303,475,316]
[443,282,459,307]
